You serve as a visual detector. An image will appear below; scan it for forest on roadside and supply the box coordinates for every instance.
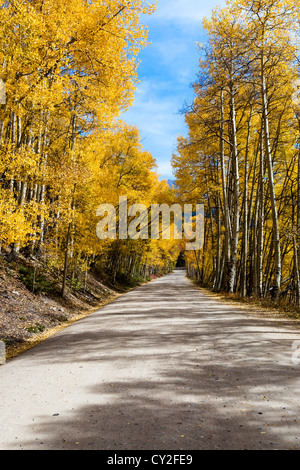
[3,0,300,313]
[0,0,180,298]
[173,0,300,309]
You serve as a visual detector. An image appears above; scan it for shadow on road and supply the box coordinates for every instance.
[4,271,300,450]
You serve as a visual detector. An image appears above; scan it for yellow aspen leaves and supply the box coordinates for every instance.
[0,0,181,286]
[173,0,300,301]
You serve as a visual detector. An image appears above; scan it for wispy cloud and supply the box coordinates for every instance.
[153,0,224,24]
[122,0,227,179]
[125,80,186,178]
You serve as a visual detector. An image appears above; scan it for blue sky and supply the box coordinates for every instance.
[122,0,226,180]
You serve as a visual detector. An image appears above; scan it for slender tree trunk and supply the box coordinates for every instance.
[241,107,252,297]
[296,147,300,306]
[257,119,265,297]
[61,184,77,297]
[62,113,77,297]
[220,89,231,291]
[9,111,16,192]
[228,78,240,294]
[261,54,281,297]
[214,194,222,290]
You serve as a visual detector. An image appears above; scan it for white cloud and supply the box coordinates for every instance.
[123,65,192,179]
[126,79,186,137]
[124,93,185,179]
[121,0,228,179]
[125,94,182,146]
[152,0,226,24]
[156,160,174,179]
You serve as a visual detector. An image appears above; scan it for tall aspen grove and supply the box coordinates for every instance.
[172,0,300,307]
[2,0,300,309]
[0,0,180,295]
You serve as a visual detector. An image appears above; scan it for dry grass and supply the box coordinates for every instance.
[0,255,120,360]
[193,281,300,328]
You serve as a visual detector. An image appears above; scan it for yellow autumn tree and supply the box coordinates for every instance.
[173,0,300,306]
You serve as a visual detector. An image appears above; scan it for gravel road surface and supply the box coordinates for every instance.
[0,270,300,450]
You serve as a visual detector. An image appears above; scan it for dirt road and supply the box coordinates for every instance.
[0,270,300,450]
